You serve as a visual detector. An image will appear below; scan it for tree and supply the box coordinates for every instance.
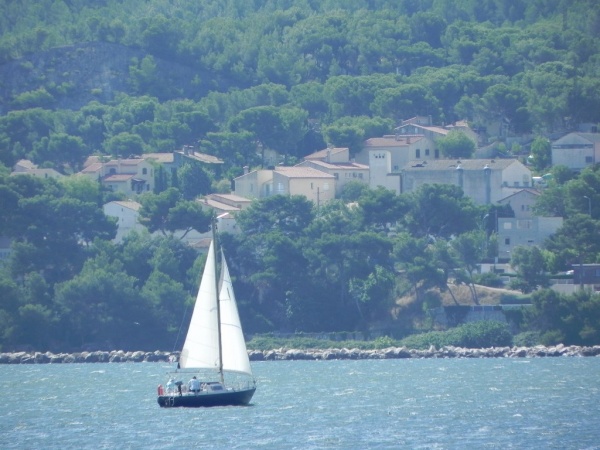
[509,246,550,293]
[138,188,212,238]
[358,186,409,230]
[450,230,486,304]
[435,130,475,158]
[529,136,552,172]
[178,163,212,200]
[402,183,482,238]
[544,214,600,273]
[236,195,315,238]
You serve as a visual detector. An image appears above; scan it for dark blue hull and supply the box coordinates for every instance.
[158,387,255,407]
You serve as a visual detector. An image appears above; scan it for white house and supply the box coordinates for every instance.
[551,132,600,171]
[497,216,563,259]
[103,201,145,243]
[399,158,532,205]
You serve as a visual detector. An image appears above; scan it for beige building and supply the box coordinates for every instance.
[298,147,369,196]
[11,159,64,180]
[400,158,532,205]
[79,158,154,196]
[551,132,600,171]
[234,166,335,205]
[497,189,541,219]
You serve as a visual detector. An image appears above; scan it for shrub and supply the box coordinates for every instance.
[513,331,541,347]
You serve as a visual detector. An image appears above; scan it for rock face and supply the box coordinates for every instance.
[1,345,599,364]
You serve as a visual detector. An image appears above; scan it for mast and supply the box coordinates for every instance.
[212,216,225,384]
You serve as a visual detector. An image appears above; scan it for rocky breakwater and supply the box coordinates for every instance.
[0,350,176,364]
[248,344,600,361]
[2,345,600,364]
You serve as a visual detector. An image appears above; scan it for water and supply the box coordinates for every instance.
[1,358,599,449]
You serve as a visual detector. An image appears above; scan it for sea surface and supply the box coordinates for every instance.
[1,357,599,449]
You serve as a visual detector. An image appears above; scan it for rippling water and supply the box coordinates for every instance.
[1,358,599,449]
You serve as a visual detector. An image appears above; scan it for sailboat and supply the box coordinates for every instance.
[157,227,256,407]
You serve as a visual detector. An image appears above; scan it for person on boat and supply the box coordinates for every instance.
[166,378,175,393]
[188,376,201,394]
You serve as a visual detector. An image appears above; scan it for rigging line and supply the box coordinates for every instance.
[172,300,190,353]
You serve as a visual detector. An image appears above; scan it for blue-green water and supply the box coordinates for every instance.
[1,358,599,449]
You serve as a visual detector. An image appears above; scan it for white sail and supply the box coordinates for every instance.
[219,250,253,377]
[179,241,220,370]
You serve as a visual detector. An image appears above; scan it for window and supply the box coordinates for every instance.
[425,149,430,156]
[505,238,510,245]
[109,168,116,175]
[142,168,147,175]
[586,156,593,163]
[324,183,329,191]
[358,173,363,179]
[334,173,339,179]
[416,149,421,158]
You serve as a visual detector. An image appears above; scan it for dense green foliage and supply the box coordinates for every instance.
[247,320,513,351]
[2,1,600,172]
[1,1,600,351]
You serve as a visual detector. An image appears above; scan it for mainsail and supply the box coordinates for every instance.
[179,241,220,370]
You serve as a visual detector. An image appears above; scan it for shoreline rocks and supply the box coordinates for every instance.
[1,344,599,364]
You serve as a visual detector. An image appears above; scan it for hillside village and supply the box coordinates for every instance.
[7,116,600,294]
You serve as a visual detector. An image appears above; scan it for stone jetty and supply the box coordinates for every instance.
[1,344,599,364]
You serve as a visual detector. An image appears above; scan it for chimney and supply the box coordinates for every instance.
[326,149,331,163]
[243,165,249,174]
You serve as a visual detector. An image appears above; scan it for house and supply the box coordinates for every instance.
[143,152,176,172]
[173,145,224,174]
[399,158,532,205]
[497,216,563,259]
[79,158,154,196]
[551,132,600,171]
[497,189,541,219]
[297,147,369,196]
[356,134,438,168]
[103,201,145,243]
[196,193,253,236]
[234,166,335,205]
[11,159,64,180]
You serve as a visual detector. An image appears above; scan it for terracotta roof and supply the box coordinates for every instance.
[108,201,142,211]
[104,174,135,182]
[198,197,240,212]
[498,189,541,202]
[80,162,103,174]
[402,158,519,171]
[104,158,147,167]
[176,150,224,164]
[364,135,424,147]
[209,193,252,203]
[143,153,174,164]
[301,160,369,170]
[304,147,348,160]
[275,166,336,179]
